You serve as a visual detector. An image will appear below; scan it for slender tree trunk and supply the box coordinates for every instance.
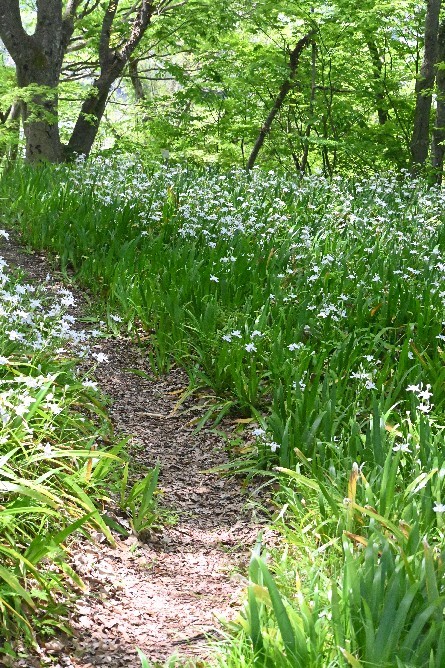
[65,75,115,158]
[129,59,146,100]
[431,20,445,182]
[301,40,317,174]
[65,0,154,159]
[365,37,389,125]
[246,31,314,171]
[410,0,442,169]
[0,101,21,160]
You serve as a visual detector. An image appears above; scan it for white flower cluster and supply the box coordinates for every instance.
[252,427,280,453]
[0,240,109,432]
[406,383,434,414]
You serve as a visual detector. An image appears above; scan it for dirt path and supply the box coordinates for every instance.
[1,234,260,668]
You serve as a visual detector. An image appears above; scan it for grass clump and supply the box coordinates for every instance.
[217,408,445,667]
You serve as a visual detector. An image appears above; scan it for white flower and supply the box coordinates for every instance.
[110,314,122,322]
[42,442,54,457]
[433,503,445,513]
[222,334,232,342]
[418,385,433,401]
[83,380,98,391]
[231,330,242,338]
[288,343,302,351]
[0,356,9,365]
[245,343,257,353]
[350,371,368,380]
[8,330,23,341]
[252,428,265,437]
[393,442,411,453]
[210,275,219,282]
[92,352,109,363]
[250,330,262,338]
[269,441,280,452]
[46,403,63,415]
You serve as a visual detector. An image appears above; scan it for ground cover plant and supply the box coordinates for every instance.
[0,232,130,659]
[1,159,445,666]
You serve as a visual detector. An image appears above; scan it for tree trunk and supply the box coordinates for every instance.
[0,100,22,161]
[431,20,445,183]
[129,59,146,100]
[410,0,442,170]
[0,0,76,163]
[17,63,62,162]
[246,31,314,171]
[65,76,114,158]
[66,0,155,159]
[365,37,389,125]
[301,40,317,174]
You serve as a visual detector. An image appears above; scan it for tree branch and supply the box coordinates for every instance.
[119,0,155,63]
[0,0,33,62]
[35,0,63,41]
[247,30,315,170]
[99,0,120,67]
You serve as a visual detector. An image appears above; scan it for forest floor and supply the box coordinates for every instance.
[1,232,264,668]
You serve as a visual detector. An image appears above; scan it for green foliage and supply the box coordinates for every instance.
[216,408,445,666]
[0,0,431,173]
[119,463,160,535]
[2,157,445,664]
[104,0,420,173]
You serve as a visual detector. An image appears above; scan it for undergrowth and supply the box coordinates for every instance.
[0,234,133,660]
[1,159,445,666]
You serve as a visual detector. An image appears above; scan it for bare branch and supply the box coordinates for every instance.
[155,0,187,14]
[78,0,102,19]
[66,37,91,53]
[247,30,315,170]
[63,0,83,19]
